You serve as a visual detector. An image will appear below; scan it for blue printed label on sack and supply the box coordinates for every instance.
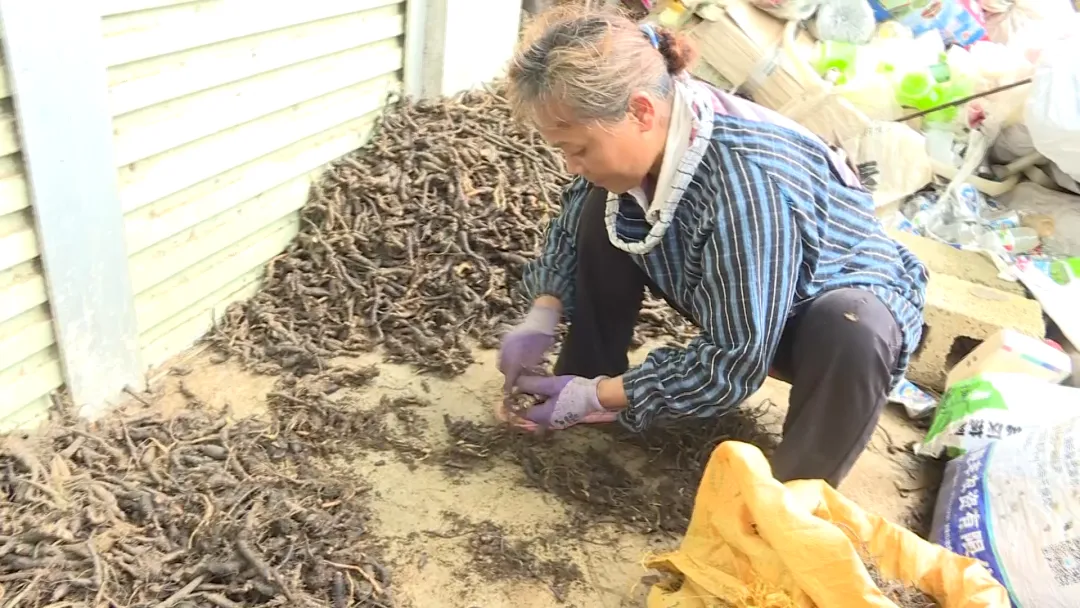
[937,446,1010,591]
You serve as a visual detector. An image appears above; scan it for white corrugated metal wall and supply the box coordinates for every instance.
[0,45,62,432]
[0,0,407,429]
[110,0,405,371]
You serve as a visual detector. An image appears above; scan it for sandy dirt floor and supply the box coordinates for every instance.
[144,343,941,608]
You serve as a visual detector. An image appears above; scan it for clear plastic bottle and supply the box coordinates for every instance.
[929,219,986,248]
[983,210,1021,231]
[924,123,958,167]
[978,227,1041,255]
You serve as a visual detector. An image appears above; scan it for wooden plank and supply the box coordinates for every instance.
[124,113,377,255]
[0,0,143,414]
[139,266,262,370]
[108,4,405,115]
[118,73,399,213]
[0,260,48,326]
[0,305,55,373]
[0,345,63,419]
[135,215,298,334]
[0,394,50,434]
[129,174,309,294]
[102,0,403,66]
[113,38,402,166]
[0,209,38,273]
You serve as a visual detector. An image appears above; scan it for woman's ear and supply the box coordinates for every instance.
[627,91,659,132]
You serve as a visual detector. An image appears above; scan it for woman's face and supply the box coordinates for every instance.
[533,93,666,194]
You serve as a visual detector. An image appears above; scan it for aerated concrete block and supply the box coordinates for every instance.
[906,272,1045,392]
[888,229,1028,297]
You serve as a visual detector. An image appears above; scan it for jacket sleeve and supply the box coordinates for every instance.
[620,154,800,432]
[521,177,591,317]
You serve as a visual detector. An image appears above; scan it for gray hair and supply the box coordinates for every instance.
[507,8,696,124]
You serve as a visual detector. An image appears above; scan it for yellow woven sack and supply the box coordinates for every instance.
[645,442,1009,608]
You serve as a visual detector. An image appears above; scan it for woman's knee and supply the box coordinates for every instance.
[800,289,901,369]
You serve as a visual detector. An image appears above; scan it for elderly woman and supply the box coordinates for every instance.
[497,9,927,486]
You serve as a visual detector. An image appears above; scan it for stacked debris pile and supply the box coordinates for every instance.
[0,369,393,608]
[210,87,695,378]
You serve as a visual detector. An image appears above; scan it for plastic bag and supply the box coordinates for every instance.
[889,377,940,419]
[932,416,1080,607]
[808,0,876,44]
[838,122,932,208]
[645,441,1009,607]
[1024,36,1080,182]
[1010,256,1080,349]
[990,124,1036,163]
[979,0,1078,48]
[981,0,1072,42]
[918,373,1080,457]
[867,0,989,47]
[998,181,1080,257]
[747,0,821,21]
[958,42,1035,126]
[1046,164,1080,194]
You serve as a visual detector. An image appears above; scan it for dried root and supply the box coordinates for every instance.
[0,378,393,607]
[208,86,694,378]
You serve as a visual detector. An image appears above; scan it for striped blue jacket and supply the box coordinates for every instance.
[523,115,928,431]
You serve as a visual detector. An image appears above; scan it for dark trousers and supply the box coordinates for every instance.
[555,188,901,487]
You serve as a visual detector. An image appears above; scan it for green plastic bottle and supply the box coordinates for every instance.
[895,70,937,110]
[812,41,858,85]
[894,72,973,123]
[1050,257,1080,286]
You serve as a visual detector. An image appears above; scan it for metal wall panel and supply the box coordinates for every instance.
[0,49,60,431]
[0,1,406,426]
[107,0,405,372]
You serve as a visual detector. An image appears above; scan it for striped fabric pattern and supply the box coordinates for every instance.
[523,115,928,432]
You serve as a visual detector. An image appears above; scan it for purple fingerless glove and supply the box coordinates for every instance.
[497,304,559,393]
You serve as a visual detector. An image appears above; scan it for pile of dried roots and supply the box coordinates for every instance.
[0,367,393,608]
[209,87,694,377]
[427,512,582,602]
[439,400,780,535]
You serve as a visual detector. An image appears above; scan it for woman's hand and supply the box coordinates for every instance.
[514,375,615,430]
[497,298,561,392]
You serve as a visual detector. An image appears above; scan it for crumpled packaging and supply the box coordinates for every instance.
[644,441,1010,608]
[838,121,934,211]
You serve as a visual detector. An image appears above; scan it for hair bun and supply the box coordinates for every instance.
[654,27,696,75]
